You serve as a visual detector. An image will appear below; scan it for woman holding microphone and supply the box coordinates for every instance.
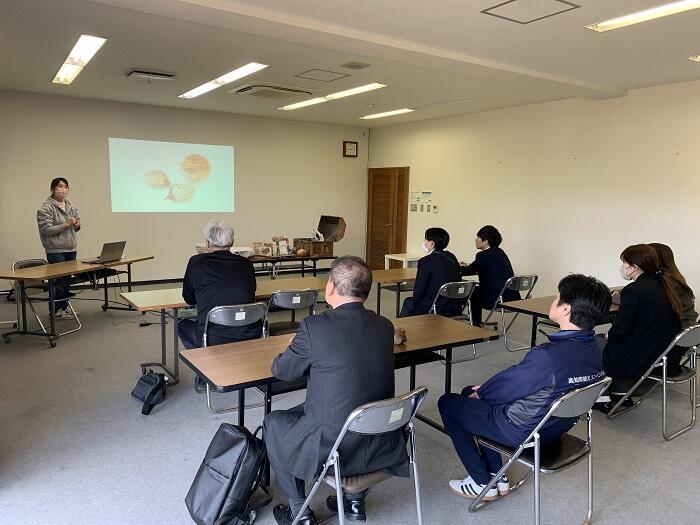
[36,177,81,318]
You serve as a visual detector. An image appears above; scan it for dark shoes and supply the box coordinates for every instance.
[593,396,634,414]
[194,375,207,394]
[327,495,367,522]
[273,504,317,525]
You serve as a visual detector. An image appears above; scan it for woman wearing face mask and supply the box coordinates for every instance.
[460,225,519,326]
[36,177,81,318]
[399,227,463,317]
[600,244,682,405]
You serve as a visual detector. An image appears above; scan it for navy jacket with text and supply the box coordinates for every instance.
[477,330,605,443]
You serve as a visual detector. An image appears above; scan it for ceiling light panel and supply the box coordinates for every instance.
[360,108,415,119]
[52,34,107,85]
[689,55,700,61]
[279,83,386,110]
[179,62,268,99]
[585,0,700,32]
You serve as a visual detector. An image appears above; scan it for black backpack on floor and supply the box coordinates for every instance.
[186,424,272,525]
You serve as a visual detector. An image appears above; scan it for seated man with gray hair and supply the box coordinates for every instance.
[178,219,258,355]
[264,256,408,525]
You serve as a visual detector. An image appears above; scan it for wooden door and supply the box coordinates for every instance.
[366,167,409,270]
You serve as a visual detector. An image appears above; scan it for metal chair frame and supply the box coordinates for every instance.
[483,274,538,352]
[469,377,611,525]
[264,289,318,335]
[202,303,267,414]
[12,259,82,338]
[429,281,479,362]
[292,387,429,525]
[606,324,700,440]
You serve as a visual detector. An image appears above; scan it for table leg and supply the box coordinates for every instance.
[238,390,246,426]
[444,346,453,394]
[160,309,167,365]
[127,263,133,292]
[395,285,401,318]
[103,274,109,310]
[173,308,180,380]
[313,260,317,277]
[530,316,538,347]
[20,281,28,332]
[264,384,272,486]
[48,279,56,339]
[376,283,382,315]
[301,260,305,278]
[410,365,416,390]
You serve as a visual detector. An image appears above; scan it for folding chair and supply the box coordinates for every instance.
[469,377,611,525]
[264,289,318,336]
[12,259,81,338]
[606,324,699,440]
[430,281,478,362]
[292,387,429,525]
[483,274,538,352]
[202,303,267,414]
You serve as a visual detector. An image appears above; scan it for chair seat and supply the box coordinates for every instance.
[477,433,590,472]
[394,351,443,369]
[268,321,300,336]
[651,365,696,383]
[325,470,392,493]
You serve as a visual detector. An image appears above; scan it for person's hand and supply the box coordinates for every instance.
[288,335,295,344]
[468,385,481,399]
[393,327,407,345]
[65,217,78,228]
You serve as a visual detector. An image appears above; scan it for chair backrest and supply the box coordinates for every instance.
[549,377,612,418]
[504,274,538,295]
[203,303,267,346]
[268,289,318,311]
[12,259,48,271]
[672,324,700,349]
[430,281,475,314]
[12,259,50,295]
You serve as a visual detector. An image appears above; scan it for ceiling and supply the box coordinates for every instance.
[2,0,700,127]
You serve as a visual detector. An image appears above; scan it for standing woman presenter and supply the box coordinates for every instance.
[36,178,81,318]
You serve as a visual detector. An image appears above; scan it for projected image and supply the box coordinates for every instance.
[109,138,234,212]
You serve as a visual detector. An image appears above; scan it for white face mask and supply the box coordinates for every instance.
[619,264,633,281]
[54,187,69,199]
[421,242,432,254]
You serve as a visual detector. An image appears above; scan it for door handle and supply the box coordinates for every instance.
[386,224,392,227]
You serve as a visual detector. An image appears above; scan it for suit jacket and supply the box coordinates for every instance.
[462,247,519,308]
[603,274,680,380]
[410,250,463,316]
[264,302,408,481]
[182,250,260,345]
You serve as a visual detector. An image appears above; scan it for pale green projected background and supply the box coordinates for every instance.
[109,138,234,212]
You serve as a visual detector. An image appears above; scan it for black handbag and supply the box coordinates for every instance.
[131,369,167,415]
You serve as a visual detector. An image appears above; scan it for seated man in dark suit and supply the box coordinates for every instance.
[264,256,407,525]
[177,219,259,352]
[400,227,463,317]
[461,225,520,325]
[438,274,610,501]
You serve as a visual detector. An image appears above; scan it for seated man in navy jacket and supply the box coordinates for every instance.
[461,225,520,325]
[399,227,463,317]
[438,274,611,501]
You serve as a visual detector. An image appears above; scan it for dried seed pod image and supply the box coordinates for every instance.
[180,154,211,183]
[144,170,170,189]
[165,183,195,202]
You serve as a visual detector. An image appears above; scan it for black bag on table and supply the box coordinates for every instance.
[186,424,272,525]
[131,370,166,415]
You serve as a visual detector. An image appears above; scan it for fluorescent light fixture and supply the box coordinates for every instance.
[179,62,268,99]
[279,83,386,110]
[325,83,386,100]
[52,34,107,84]
[585,0,700,32]
[689,55,700,61]
[360,108,415,120]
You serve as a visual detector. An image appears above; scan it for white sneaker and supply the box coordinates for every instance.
[491,473,510,496]
[449,476,498,501]
[54,310,76,320]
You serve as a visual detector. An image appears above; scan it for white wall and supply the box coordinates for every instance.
[0,90,368,281]
[369,79,700,294]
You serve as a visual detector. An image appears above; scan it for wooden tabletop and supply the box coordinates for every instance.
[372,268,418,284]
[180,314,497,391]
[120,275,329,311]
[501,294,619,317]
[0,256,153,281]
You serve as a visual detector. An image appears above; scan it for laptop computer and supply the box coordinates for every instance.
[82,241,126,264]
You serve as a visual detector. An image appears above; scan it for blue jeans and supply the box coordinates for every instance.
[46,251,77,311]
[438,386,520,485]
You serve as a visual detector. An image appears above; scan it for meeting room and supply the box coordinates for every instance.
[2,1,700,524]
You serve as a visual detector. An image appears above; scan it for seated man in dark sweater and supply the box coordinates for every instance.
[399,227,464,317]
[177,219,259,351]
[438,274,611,501]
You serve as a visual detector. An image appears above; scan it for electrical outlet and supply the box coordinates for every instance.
[432,204,439,213]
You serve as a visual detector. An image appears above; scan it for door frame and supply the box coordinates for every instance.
[365,167,410,267]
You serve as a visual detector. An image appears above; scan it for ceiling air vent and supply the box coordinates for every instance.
[340,61,371,70]
[231,83,313,100]
[126,69,175,81]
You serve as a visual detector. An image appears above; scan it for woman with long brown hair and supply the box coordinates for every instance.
[649,243,698,328]
[602,244,681,397]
